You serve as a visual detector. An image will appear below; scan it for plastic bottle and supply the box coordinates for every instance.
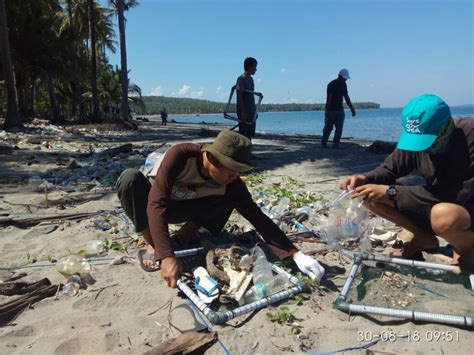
[252,246,273,285]
[240,273,291,304]
[270,197,290,218]
[56,256,91,278]
[84,240,105,255]
[62,274,81,296]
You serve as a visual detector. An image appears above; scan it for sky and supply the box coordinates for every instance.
[105,0,473,107]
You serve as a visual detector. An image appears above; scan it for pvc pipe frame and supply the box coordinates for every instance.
[177,252,309,325]
[335,254,474,328]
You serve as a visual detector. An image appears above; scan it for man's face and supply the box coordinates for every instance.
[427,119,455,155]
[206,153,239,185]
[250,64,257,75]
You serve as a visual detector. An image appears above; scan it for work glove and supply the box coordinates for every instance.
[293,251,325,281]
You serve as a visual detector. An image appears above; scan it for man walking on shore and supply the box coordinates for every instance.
[339,94,474,269]
[322,68,356,148]
[236,57,258,139]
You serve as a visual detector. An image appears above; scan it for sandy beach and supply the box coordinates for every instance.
[0,119,472,355]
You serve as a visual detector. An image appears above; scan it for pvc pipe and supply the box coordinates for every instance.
[339,258,362,301]
[336,302,473,328]
[365,254,463,273]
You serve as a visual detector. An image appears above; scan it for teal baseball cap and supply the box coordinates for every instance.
[397,94,452,151]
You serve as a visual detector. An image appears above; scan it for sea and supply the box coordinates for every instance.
[170,105,474,142]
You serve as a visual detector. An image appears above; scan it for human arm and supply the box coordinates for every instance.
[344,93,356,117]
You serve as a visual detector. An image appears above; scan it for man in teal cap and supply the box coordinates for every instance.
[339,94,474,268]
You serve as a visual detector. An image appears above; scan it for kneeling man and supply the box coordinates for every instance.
[340,94,474,268]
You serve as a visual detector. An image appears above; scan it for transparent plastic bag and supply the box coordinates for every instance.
[319,190,371,251]
[140,145,169,177]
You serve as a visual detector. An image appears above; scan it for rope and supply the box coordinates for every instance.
[187,300,231,355]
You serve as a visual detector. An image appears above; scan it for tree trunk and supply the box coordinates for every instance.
[45,69,60,124]
[117,0,130,123]
[0,0,22,129]
[88,0,101,122]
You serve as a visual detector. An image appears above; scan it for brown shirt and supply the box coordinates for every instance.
[147,143,298,260]
[364,118,474,210]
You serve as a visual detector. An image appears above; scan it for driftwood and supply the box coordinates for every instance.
[0,283,58,326]
[206,245,253,285]
[0,278,51,296]
[144,331,218,355]
[0,209,115,228]
[93,143,133,158]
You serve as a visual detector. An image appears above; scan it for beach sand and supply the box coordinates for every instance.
[0,119,472,354]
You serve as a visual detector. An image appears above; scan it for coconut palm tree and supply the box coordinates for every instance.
[109,0,138,123]
[0,0,22,129]
[88,0,101,122]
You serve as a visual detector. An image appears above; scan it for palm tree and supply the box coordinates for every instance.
[110,0,138,123]
[88,0,101,122]
[0,0,22,129]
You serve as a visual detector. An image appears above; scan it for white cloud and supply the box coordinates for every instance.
[178,84,190,96]
[190,88,204,99]
[149,85,163,96]
[216,85,223,93]
[280,68,287,74]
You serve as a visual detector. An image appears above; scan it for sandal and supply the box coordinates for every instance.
[137,249,160,273]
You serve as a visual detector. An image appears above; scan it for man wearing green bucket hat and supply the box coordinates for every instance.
[117,130,325,287]
[339,94,474,268]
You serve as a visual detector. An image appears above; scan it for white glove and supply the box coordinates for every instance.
[293,252,325,281]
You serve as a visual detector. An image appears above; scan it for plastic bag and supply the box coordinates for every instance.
[140,145,169,177]
[319,190,371,251]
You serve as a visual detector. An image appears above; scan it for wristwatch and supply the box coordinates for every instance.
[387,185,397,200]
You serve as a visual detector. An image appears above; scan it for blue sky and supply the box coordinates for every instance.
[106,0,473,107]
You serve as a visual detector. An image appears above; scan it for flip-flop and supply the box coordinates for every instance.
[390,240,441,261]
[137,249,160,273]
[193,267,219,304]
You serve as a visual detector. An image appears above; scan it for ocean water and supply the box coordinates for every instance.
[171,106,474,142]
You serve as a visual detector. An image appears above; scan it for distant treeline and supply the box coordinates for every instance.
[135,96,380,115]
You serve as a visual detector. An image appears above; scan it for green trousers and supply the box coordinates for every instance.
[116,169,234,235]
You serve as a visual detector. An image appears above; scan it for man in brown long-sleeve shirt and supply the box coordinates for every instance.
[340,94,474,268]
[117,130,325,287]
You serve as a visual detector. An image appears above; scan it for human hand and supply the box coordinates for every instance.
[293,252,325,281]
[352,184,388,202]
[351,109,356,117]
[339,175,367,191]
[160,257,182,288]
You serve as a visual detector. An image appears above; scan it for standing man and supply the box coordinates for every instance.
[322,68,356,148]
[236,57,258,139]
[339,95,474,268]
[161,108,168,126]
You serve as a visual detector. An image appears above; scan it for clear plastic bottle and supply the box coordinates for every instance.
[241,274,291,304]
[62,274,81,296]
[56,256,91,278]
[270,197,290,219]
[252,246,273,285]
[84,240,105,256]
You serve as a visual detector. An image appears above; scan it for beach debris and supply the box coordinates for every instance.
[84,240,106,256]
[204,245,256,303]
[56,256,91,278]
[0,278,51,296]
[61,274,82,296]
[144,331,218,355]
[0,282,58,326]
[0,271,27,283]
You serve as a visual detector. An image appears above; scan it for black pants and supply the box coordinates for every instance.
[116,169,234,235]
[322,110,345,147]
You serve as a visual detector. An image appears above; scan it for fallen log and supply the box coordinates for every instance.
[0,209,115,228]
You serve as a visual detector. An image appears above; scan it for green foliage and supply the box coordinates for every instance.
[104,238,125,251]
[139,96,380,115]
[266,306,303,335]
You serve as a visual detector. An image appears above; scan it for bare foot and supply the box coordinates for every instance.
[142,244,159,269]
[390,229,439,258]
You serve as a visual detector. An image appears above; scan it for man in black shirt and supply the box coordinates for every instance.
[322,68,356,148]
[236,57,258,139]
[339,95,474,269]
